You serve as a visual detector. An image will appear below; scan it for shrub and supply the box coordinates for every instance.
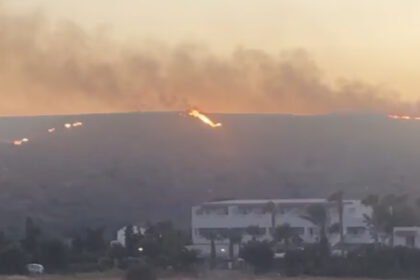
[240,241,273,273]
[66,262,100,273]
[174,249,200,272]
[0,243,28,274]
[119,257,145,270]
[125,262,156,280]
[98,257,114,271]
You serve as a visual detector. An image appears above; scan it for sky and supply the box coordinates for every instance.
[1,0,420,115]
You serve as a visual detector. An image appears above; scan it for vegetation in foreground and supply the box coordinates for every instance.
[2,192,420,279]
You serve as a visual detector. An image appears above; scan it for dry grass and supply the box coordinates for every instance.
[0,272,382,280]
[0,273,121,280]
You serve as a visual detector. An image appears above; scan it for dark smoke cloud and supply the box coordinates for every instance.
[0,6,416,116]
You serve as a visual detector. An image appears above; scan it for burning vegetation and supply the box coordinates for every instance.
[188,109,222,128]
[11,121,83,147]
[388,114,420,121]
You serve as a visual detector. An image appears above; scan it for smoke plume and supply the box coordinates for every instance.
[0,6,416,116]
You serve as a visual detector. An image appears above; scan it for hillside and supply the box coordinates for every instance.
[0,112,418,235]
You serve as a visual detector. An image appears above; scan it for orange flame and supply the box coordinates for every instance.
[72,122,83,127]
[48,128,56,133]
[64,123,72,129]
[188,109,222,128]
[388,114,420,121]
[22,138,29,143]
[13,140,22,146]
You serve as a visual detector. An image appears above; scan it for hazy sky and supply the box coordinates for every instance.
[2,0,420,115]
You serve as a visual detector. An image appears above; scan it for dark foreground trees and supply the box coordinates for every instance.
[0,218,199,275]
[240,240,274,273]
[125,262,156,280]
[279,245,420,278]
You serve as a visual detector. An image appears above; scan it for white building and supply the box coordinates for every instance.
[191,199,373,257]
[393,227,420,248]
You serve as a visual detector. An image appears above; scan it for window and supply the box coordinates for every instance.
[198,228,225,238]
[235,206,251,215]
[278,206,290,214]
[197,206,229,216]
[309,227,318,236]
[236,206,263,215]
[406,236,415,248]
[347,226,365,235]
[291,227,305,235]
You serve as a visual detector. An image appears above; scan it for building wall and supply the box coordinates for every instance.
[394,227,420,249]
[191,204,272,245]
[191,199,373,257]
[342,201,373,244]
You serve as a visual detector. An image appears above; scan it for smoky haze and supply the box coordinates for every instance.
[0,112,418,234]
[0,5,418,116]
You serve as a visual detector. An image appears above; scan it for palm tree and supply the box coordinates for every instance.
[382,194,410,246]
[272,223,300,251]
[302,204,329,255]
[264,201,277,234]
[328,191,344,246]
[362,194,409,246]
[220,229,243,260]
[362,194,383,246]
[200,229,221,268]
[246,225,264,241]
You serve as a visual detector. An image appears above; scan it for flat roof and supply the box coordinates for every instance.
[198,198,359,207]
[394,226,420,231]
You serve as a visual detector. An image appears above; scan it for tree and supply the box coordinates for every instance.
[240,241,273,273]
[272,223,301,251]
[84,227,107,254]
[246,225,264,241]
[383,194,417,246]
[71,234,84,254]
[109,243,126,264]
[220,228,242,260]
[302,204,329,256]
[0,243,28,274]
[328,191,344,246]
[175,248,200,271]
[200,229,221,268]
[264,201,277,233]
[125,225,143,257]
[21,217,41,261]
[140,221,191,269]
[362,194,413,247]
[39,239,69,272]
[362,194,382,245]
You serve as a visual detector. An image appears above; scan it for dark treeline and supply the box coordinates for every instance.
[0,219,199,277]
[4,192,420,279]
[236,192,420,279]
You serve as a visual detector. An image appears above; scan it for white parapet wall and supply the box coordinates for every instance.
[191,198,373,257]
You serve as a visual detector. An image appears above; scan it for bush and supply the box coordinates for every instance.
[119,257,144,270]
[66,262,100,273]
[38,239,70,272]
[125,262,156,280]
[240,241,273,274]
[98,257,114,271]
[0,243,28,274]
[173,249,200,272]
[278,245,420,278]
[343,246,420,278]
